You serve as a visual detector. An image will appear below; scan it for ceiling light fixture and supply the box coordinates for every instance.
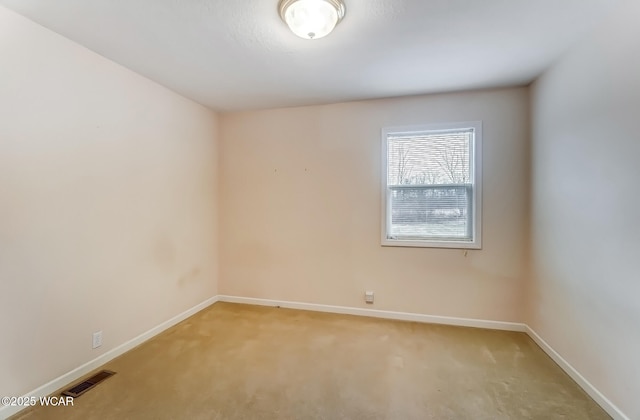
[278,0,346,40]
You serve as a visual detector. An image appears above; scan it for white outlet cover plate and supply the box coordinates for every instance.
[92,331,103,349]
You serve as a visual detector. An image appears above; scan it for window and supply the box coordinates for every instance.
[381,122,482,249]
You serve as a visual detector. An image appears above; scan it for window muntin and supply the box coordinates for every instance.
[381,122,482,249]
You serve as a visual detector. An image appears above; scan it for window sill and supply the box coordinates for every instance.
[381,238,481,249]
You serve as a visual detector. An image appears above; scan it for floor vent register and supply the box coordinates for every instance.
[62,370,116,398]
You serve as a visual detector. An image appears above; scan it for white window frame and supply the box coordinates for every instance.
[381,121,482,249]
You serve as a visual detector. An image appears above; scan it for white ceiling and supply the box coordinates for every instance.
[0,0,620,112]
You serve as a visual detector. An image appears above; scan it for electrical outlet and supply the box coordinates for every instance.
[92,331,103,349]
[365,291,374,304]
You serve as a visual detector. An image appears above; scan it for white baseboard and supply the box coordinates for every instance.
[525,326,629,420]
[217,295,528,332]
[4,294,629,420]
[0,296,219,420]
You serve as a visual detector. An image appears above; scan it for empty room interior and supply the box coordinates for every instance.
[1,0,639,419]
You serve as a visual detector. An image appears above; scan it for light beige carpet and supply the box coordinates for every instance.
[13,302,609,419]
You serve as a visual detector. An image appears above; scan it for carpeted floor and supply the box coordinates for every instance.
[12,302,609,419]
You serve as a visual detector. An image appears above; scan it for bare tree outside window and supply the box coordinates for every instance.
[394,144,413,185]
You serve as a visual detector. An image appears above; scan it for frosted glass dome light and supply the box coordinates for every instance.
[278,0,346,40]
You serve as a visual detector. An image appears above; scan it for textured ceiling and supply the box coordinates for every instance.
[0,0,620,111]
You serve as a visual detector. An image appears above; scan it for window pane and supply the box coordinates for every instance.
[387,130,472,186]
[384,125,478,245]
[389,186,470,240]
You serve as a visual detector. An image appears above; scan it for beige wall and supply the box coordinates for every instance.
[529,1,640,418]
[219,87,530,322]
[0,6,219,397]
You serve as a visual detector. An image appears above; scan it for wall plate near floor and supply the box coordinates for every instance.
[365,291,374,304]
[92,331,103,349]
